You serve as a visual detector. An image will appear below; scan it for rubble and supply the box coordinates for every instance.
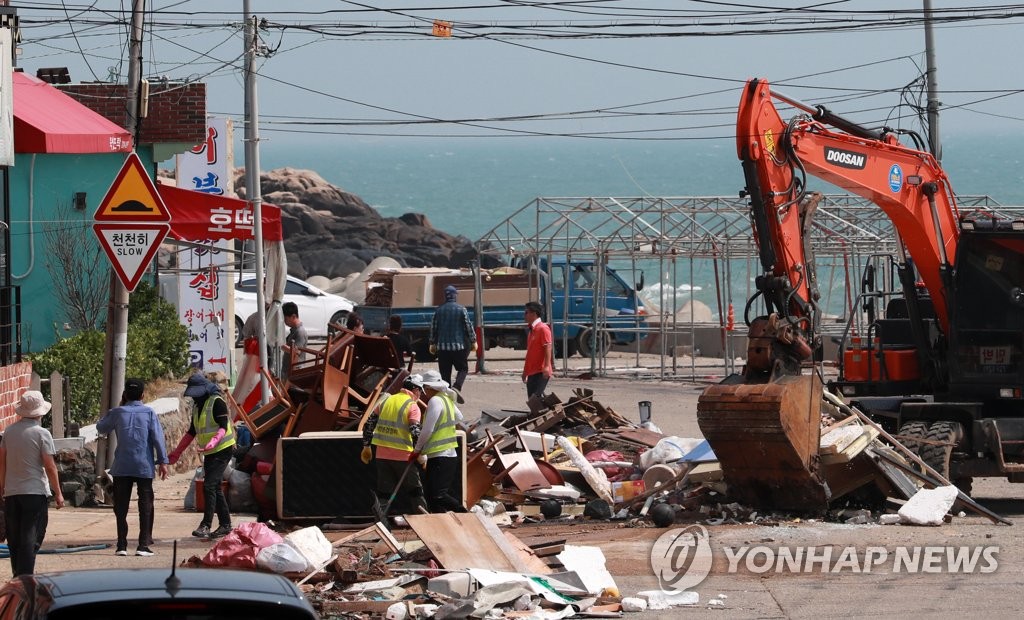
[173,330,1015,616]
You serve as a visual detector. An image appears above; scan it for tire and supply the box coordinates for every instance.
[554,339,578,359]
[897,421,930,457]
[919,421,964,483]
[235,317,245,348]
[576,327,611,358]
[327,310,350,338]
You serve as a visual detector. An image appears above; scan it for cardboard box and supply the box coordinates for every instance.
[610,480,646,504]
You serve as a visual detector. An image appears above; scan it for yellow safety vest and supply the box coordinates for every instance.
[372,392,415,452]
[423,393,458,455]
[194,394,236,455]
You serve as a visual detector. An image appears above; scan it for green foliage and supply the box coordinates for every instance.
[29,329,105,425]
[29,281,190,425]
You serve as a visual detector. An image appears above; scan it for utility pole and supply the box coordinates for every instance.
[244,0,269,403]
[98,0,145,471]
[923,0,942,161]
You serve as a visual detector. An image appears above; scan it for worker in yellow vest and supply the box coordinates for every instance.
[169,372,236,539]
[361,374,427,515]
[415,370,466,512]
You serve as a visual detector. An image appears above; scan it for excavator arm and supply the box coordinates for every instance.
[736,78,959,335]
[698,78,961,512]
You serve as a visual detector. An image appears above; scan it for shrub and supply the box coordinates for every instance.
[29,281,190,425]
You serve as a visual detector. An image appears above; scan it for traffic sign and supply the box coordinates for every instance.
[92,223,170,291]
[94,152,171,222]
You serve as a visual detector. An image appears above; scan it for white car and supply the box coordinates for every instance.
[234,274,354,344]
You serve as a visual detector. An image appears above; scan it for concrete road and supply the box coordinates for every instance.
[6,353,1022,618]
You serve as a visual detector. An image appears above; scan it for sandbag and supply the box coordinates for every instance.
[227,468,257,513]
[183,467,202,512]
[257,542,310,574]
[201,522,283,569]
[638,436,703,470]
[282,526,333,572]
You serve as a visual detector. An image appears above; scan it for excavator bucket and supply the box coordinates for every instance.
[697,374,829,512]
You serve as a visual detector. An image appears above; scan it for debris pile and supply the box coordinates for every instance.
[188,513,653,618]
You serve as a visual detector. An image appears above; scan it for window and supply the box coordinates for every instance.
[284,280,311,296]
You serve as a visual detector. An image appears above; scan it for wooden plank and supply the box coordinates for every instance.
[461,511,533,573]
[820,427,879,465]
[820,414,860,436]
[503,531,553,574]
[329,522,401,553]
[819,425,865,455]
[687,461,723,483]
[406,512,522,572]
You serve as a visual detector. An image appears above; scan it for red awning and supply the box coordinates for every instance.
[158,183,283,242]
[12,72,133,154]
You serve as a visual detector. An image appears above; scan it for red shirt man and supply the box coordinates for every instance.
[522,301,554,400]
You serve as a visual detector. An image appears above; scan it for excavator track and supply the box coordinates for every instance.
[697,374,829,512]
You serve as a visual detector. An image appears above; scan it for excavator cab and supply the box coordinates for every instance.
[947,222,1024,398]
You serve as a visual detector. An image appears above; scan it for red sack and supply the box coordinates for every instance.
[584,449,627,479]
[201,521,283,569]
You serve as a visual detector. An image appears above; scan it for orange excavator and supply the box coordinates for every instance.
[698,78,1024,511]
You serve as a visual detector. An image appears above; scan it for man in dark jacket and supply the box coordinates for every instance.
[429,285,476,403]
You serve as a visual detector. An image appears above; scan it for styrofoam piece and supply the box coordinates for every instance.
[621,597,648,612]
[555,545,617,596]
[428,572,473,598]
[636,590,699,609]
[879,513,901,525]
[533,485,582,501]
[385,602,408,619]
[518,431,561,454]
[898,485,958,526]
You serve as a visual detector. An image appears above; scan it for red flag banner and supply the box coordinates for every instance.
[158,183,283,242]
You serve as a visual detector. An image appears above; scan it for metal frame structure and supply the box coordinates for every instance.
[476,194,1024,381]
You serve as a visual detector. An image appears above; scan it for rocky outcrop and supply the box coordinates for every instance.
[233,168,499,280]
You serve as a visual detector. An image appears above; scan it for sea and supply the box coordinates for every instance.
[260,133,1024,318]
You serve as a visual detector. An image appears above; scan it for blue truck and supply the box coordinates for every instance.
[356,257,646,360]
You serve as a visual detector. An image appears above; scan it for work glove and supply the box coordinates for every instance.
[429,344,437,355]
[203,428,226,452]
[168,434,194,465]
[417,453,428,469]
[360,446,373,465]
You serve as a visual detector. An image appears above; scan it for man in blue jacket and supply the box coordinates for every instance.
[97,378,169,557]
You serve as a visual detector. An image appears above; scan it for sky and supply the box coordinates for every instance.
[12,1,1024,147]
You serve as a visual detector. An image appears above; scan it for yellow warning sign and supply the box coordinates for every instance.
[94,152,171,222]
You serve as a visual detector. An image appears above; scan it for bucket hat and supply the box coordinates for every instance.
[15,390,51,418]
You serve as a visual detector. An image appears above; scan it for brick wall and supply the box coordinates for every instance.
[0,361,33,431]
[58,82,207,146]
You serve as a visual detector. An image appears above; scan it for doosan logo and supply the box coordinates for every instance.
[824,147,867,169]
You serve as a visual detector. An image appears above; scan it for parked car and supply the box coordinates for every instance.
[0,567,318,619]
[234,274,354,345]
